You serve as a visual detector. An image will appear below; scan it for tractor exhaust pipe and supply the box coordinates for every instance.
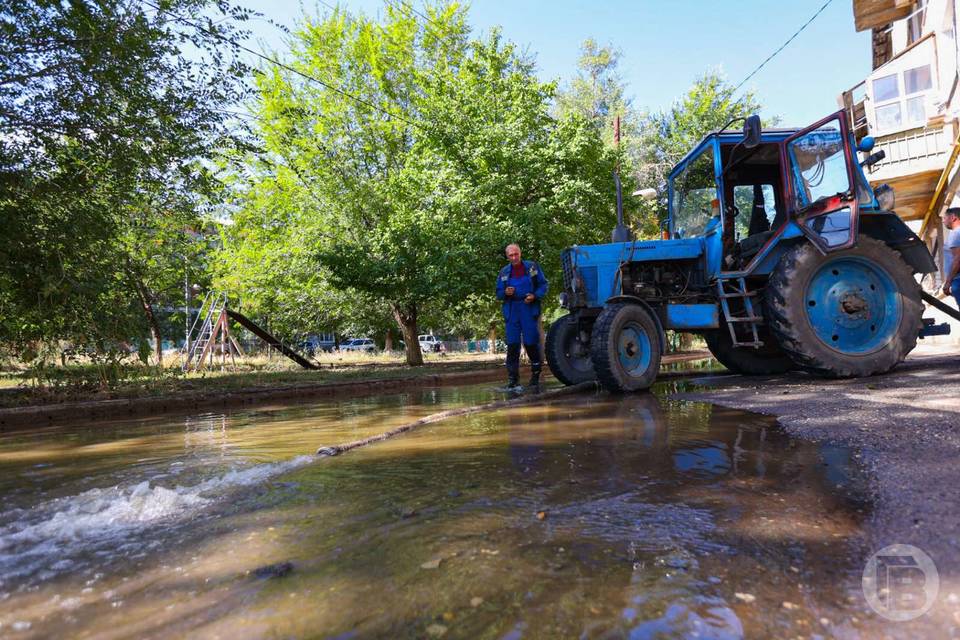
[611,171,631,243]
[611,115,632,243]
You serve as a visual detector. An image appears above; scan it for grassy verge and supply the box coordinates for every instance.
[0,349,717,411]
[0,352,502,409]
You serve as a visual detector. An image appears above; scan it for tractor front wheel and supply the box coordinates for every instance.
[545,314,595,386]
[765,237,922,377]
[590,303,662,392]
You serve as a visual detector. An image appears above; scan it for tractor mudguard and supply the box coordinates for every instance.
[859,212,936,274]
[604,296,668,353]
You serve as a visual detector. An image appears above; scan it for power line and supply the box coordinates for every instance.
[386,0,458,45]
[310,0,463,53]
[732,0,835,95]
[142,0,436,137]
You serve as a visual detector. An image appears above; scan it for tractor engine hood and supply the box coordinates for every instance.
[560,238,705,309]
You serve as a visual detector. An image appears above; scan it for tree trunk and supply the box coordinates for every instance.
[132,276,163,366]
[392,303,423,366]
[384,328,394,351]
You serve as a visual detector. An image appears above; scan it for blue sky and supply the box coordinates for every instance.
[238,0,871,126]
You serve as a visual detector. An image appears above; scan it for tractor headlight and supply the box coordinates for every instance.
[875,184,895,211]
[559,292,569,308]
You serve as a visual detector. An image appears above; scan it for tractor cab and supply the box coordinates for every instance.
[550,110,938,394]
[667,112,880,277]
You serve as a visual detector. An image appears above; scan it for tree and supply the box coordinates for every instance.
[637,70,767,196]
[555,39,638,149]
[118,172,217,365]
[555,39,654,239]
[215,168,390,344]
[0,0,249,357]
[225,3,617,365]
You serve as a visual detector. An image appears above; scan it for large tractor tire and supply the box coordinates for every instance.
[545,314,595,386]
[590,303,662,392]
[703,324,794,375]
[765,237,923,377]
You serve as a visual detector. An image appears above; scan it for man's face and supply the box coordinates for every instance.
[506,246,521,265]
[947,213,960,230]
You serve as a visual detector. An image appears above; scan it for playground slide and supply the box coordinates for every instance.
[225,310,319,370]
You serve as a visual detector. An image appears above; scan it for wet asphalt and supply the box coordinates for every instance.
[674,346,960,634]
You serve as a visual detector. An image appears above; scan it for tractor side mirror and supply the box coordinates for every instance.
[743,115,761,149]
[861,149,886,168]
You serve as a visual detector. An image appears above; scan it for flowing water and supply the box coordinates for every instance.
[0,381,880,638]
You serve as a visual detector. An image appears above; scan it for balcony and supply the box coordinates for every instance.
[840,66,955,222]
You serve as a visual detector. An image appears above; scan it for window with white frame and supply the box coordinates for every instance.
[871,63,934,133]
[907,0,927,45]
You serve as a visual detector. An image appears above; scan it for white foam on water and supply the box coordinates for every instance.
[0,455,313,587]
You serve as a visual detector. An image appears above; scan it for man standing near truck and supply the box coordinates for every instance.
[943,208,960,304]
[496,244,548,390]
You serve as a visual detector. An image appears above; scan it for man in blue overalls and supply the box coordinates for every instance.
[496,244,549,390]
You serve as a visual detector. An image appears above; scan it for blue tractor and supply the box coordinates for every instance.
[546,110,943,392]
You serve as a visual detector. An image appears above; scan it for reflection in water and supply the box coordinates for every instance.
[0,385,875,639]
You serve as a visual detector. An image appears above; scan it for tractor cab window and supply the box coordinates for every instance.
[732,184,777,240]
[671,144,717,238]
[787,125,850,210]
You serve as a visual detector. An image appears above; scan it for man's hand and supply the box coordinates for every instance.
[524,293,535,304]
[944,282,953,297]
[505,286,515,296]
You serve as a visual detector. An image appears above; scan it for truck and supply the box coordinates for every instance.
[546,110,947,392]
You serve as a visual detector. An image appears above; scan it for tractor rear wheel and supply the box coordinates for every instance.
[704,324,794,375]
[545,314,595,385]
[765,237,922,377]
[590,303,662,392]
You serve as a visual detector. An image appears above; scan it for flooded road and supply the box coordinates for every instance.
[0,382,882,638]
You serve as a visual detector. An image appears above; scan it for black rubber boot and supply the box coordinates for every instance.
[506,343,522,389]
[526,370,540,390]
[524,343,542,389]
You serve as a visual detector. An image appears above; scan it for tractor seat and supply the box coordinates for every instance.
[738,230,774,262]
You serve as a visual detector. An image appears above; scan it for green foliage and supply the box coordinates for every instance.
[637,70,770,197]
[219,3,617,363]
[0,0,249,356]
[555,39,640,149]
[25,355,172,392]
[554,38,656,239]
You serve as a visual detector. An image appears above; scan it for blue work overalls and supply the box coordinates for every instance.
[495,260,549,384]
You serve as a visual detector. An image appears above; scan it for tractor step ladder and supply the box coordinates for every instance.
[716,277,764,348]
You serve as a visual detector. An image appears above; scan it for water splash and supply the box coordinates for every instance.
[0,455,313,588]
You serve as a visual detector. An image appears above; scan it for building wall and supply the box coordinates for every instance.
[850,0,960,332]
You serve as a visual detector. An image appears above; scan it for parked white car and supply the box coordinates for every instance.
[418,334,444,353]
[339,338,377,353]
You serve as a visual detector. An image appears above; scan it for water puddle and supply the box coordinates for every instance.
[0,382,883,638]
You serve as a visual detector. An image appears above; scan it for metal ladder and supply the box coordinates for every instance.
[716,277,764,348]
[183,291,227,371]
